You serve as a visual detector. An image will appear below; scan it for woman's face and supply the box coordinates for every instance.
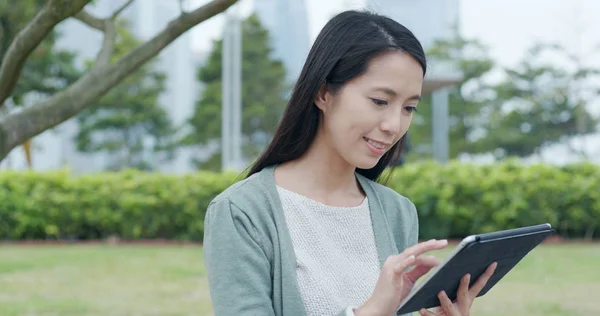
[315,50,424,170]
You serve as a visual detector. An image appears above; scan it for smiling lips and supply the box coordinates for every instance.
[363,137,390,156]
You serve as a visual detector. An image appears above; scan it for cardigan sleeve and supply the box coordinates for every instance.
[203,198,276,315]
[407,199,419,248]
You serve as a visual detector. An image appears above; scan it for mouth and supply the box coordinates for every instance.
[363,137,390,154]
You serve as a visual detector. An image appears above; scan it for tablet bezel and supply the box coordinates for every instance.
[395,223,554,314]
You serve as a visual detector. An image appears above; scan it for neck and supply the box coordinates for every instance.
[282,130,359,194]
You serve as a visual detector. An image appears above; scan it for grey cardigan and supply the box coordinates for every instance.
[203,165,419,316]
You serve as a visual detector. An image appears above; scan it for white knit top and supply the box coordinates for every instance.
[277,186,381,316]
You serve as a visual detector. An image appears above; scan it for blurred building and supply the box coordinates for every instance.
[253,0,311,85]
[366,0,463,163]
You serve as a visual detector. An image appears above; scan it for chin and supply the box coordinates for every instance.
[352,157,381,170]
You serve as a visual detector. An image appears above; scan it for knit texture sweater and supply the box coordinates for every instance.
[277,186,381,315]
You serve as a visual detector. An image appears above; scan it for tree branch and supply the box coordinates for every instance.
[179,0,186,15]
[74,10,104,31]
[0,0,92,108]
[0,0,238,161]
[111,0,135,20]
[74,10,114,66]
[75,0,135,68]
[95,19,117,67]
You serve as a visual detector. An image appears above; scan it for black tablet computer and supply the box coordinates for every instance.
[396,223,555,315]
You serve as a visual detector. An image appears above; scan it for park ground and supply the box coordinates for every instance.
[0,241,598,316]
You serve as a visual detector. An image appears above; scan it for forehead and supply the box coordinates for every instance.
[352,51,424,95]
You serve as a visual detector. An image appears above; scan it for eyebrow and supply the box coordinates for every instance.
[373,87,421,101]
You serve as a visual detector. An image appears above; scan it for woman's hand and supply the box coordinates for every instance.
[418,262,498,316]
[354,239,448,316]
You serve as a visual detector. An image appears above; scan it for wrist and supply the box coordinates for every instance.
[353,301,383,316]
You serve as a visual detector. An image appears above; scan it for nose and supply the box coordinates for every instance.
[380,109,402,136]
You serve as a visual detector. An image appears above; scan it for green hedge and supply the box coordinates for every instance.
[386,160,600,239]
[0,160,598,241]
[0,169,237,241]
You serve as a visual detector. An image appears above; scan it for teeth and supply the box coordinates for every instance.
[366,138,386,149]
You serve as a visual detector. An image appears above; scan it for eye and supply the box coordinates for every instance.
[404,106,418,113]
[370,98,388,106]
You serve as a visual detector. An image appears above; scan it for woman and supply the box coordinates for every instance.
[203,10,496,316]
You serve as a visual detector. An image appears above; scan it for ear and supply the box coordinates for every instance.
[314,83,331,113]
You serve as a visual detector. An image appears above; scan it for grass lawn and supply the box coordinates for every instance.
[0,243,597,316]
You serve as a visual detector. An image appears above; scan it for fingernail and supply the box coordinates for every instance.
[407,255,415,262]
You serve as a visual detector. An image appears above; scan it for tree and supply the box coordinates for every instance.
[473,42,600,159]
[74,20,175,171]
[0,0,83,167]
[183,13,288,171]
[2,1,82,106]
[0,0,238,163]
[406,33,496,161]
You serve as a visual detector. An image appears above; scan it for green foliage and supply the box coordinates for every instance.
[412,35,600,161]
[184,13,288,171]
[387,160,600,240]
[0,0,82,107]
[0,168,237,241]
[1,161,598,241]
[474,43,600,159]
[75,20,176,171]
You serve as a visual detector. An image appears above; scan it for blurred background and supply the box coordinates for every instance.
[0,0,598,315]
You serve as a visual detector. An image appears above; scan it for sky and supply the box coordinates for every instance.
[189,0,600,69]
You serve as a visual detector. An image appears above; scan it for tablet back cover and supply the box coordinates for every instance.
[396,225,553,314]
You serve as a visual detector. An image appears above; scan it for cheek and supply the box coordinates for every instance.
[393,115,414,144]
[326,99,368,131]
[401,115,413,132]
[325,113,355,142]
[334,104,376,140]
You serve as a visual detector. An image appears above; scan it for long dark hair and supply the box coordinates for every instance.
[246,10,427,182]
